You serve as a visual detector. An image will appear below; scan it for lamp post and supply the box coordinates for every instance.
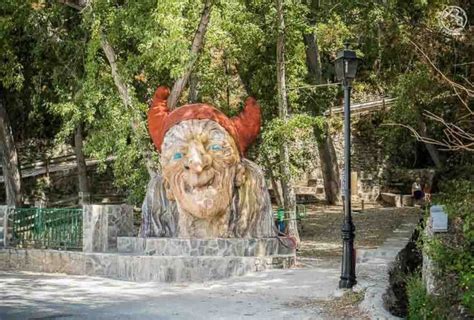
[335,43,358,289]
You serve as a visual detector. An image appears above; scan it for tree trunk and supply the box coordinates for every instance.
[100,35,158,177]
[60,0,158,178]
[74,123,90,204]
[167,0,213,110]
[276,0,299,243]
[303,19,341,205]
[188,74,199,103]
[270,177,283,208]
[303,33,322,84]
[262,153,283,207]
[419,120,443,168]
[317,127,341,204]
[0,89,22,206]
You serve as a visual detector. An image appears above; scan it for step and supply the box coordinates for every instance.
[117,237,295,257]
[0,249,295,282]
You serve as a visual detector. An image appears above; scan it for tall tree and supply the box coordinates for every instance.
[0,89,21,206]
[73,123,89,203]
[167,0,213,110]
[276,0,299,242]
[303,0,341,205]
[99,35,158,177]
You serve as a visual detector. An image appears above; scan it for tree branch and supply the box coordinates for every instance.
[167,0,213,110]
[409,39,474,100]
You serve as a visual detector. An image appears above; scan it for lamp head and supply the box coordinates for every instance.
[335,44,358,84]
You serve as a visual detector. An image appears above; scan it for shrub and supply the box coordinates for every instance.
[406,274,436,320]
[418,179,474,318]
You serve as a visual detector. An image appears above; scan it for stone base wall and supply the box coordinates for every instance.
[117,237,295,256]
[83,204,134,252]
[0,249,295,282]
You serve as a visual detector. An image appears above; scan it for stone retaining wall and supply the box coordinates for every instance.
[306,115,386,202]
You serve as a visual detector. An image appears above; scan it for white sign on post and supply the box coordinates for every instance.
[430,205,448,233]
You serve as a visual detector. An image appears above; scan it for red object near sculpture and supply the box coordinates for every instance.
[147,86,261,155]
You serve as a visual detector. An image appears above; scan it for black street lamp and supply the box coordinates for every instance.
[335,43,358,289]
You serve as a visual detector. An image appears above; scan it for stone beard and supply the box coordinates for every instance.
[141,119,274,238]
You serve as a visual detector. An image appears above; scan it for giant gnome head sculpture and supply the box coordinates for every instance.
[140,87,274,239]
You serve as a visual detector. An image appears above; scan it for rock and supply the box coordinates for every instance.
[401,195,413,207]
[380,193,402,207]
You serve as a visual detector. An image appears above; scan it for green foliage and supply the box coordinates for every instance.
[434,180,474,312]
[406,274,438,320]
[260,114,325,178]
[0,0,28,91]
[353,110,386,142]
[1,0,472,206]
[419,180,474,317]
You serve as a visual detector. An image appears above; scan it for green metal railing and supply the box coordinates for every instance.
[274,204,307,221]
[10,208,83,250]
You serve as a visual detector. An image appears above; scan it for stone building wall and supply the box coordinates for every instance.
[337,126,386,201]
[305,114,387,202]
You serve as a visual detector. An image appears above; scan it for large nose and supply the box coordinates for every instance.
[187,143,211,173]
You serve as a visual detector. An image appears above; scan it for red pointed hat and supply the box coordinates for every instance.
[148,86,261,156]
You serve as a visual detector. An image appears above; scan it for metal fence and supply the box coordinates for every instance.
[9,208,83,250]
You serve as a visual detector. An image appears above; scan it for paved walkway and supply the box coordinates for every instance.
[0,262,342,320]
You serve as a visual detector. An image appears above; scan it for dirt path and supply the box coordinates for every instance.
[297,203,421,259]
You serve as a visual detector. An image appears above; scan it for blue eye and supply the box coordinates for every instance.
[209,144,223,151]
[172,152,183,160]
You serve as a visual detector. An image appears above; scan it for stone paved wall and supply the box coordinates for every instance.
[309,114,438,202]
[83,205,134,253]
[0,164,126,207]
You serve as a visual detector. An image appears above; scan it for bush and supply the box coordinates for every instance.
[406,274,436,320]
[416,179,474,318]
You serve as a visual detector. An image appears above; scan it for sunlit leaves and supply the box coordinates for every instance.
[260,114,325,177]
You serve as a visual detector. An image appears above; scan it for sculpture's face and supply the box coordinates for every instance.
[161,119,242,219]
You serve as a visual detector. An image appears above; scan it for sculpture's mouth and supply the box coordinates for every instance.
[184,171,215,191]
[182,172,219,210]
[184,176,216,195]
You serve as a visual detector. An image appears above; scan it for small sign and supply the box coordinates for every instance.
[430,205,448,233]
